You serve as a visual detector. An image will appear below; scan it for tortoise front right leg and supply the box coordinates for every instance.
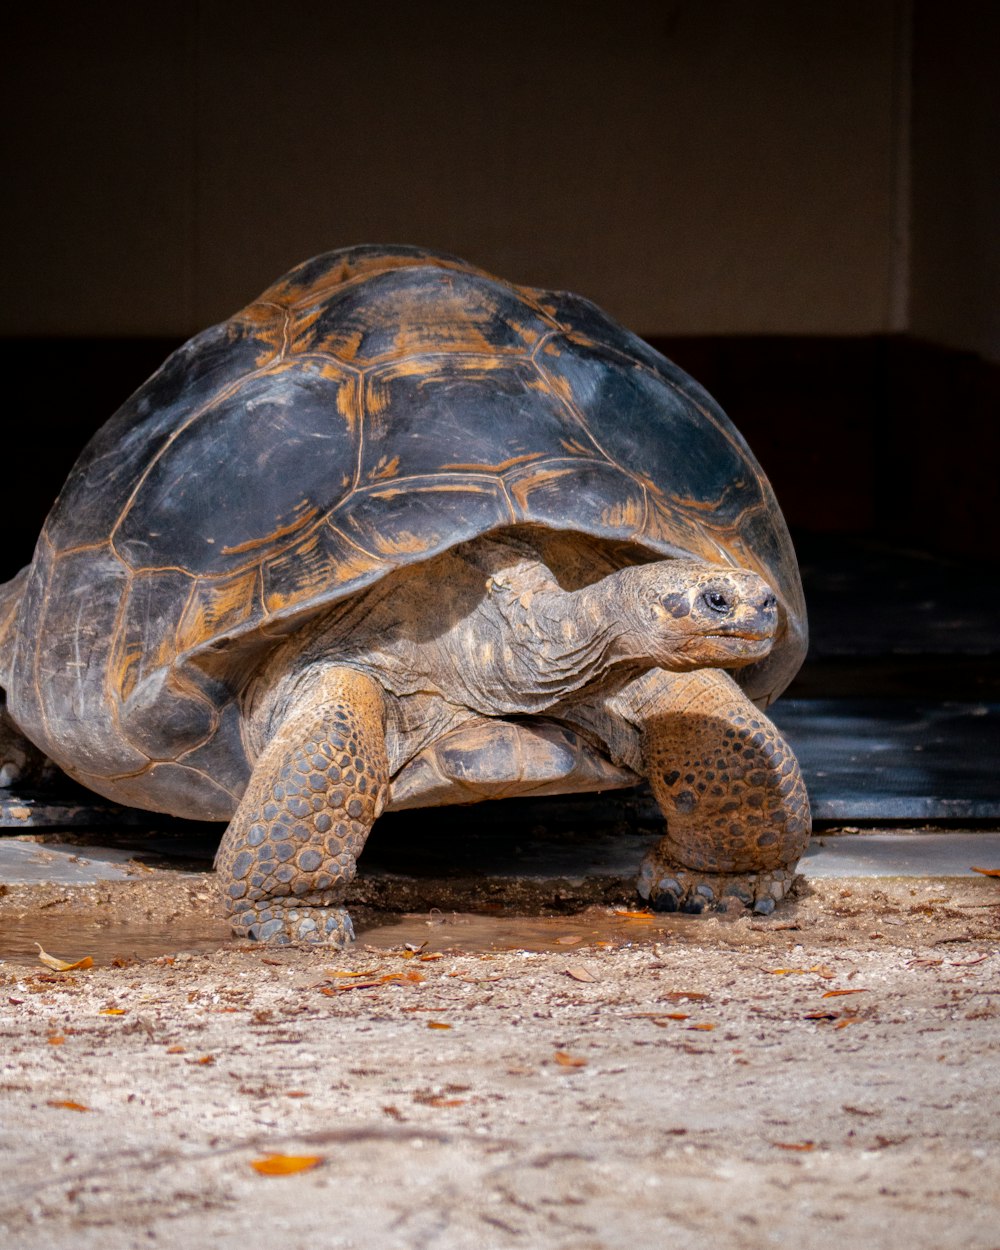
[216,667,388,945]
[614,668,811,914]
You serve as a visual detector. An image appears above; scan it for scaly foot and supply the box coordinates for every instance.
[636,851,798,915]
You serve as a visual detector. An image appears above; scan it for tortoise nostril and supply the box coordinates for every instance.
[761,592,777,612]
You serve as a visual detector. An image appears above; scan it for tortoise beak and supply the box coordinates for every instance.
[714,589,779,643]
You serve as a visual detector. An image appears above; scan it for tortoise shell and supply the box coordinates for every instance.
[6,245,806,819]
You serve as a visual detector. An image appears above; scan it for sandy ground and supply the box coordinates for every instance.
[1,873,999,1250]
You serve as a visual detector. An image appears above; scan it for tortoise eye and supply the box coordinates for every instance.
[703,590,731,614]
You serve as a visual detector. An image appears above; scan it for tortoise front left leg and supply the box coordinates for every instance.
[609,668,811,914]
[216,667,388,945]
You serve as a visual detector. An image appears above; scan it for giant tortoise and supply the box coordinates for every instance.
[0,245,810,944]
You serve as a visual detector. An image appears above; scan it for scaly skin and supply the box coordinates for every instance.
[630,668,811,914]
[215,667,388,945]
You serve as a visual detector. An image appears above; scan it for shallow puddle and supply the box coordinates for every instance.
[0,906,694,967]
[357,909,693,952]
[0,912,234,967]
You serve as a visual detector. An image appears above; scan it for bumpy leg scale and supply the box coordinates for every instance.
[215,668,388,945]
[631,669,811,914]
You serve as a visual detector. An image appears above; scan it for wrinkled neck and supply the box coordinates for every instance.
[472,565,643,709]
[545,576,645,670]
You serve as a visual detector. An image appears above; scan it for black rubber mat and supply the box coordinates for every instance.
[771,699,999,819]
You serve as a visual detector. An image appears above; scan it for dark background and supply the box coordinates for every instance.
[2,0,997,577]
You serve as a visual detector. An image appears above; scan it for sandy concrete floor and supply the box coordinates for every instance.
[1,872,999,1250]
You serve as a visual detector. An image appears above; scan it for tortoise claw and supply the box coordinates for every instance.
[637,852,798,917]
[650,877,683,912]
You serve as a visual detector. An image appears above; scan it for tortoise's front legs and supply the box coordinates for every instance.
[621,669,810,914]
[216,667,388,945]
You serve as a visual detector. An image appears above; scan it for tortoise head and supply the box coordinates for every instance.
[613,560,780,671]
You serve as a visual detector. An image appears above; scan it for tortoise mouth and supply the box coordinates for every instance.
[702,633,776,662]
[706,630,774,644]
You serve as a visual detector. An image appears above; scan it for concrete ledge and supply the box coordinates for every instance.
[801,831,1000,878]
[2,830,998,896]
[0,838,153,884]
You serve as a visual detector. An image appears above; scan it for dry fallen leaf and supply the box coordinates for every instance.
[564,965,599,983]
[687,1023,716,1031]
[970,866,1000,877]
[766,965,835,978]
[427,1021,452,1030]
[250,1153,324,1176]
[46,1100,90,1112]
[773,1140,815,1151]
[821,989,869,998]
[413,1086,470,1105]
[35,943,93,972]
[46,1034,66,1046]
[553,1051,587,1068]
[321,971,425,994]
[99,1008,127,1015]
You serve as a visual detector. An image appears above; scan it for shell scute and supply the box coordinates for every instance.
[530,287,724,417]
[360,356,572,483]
[175,566,263,659]
[287,265,550,366]
[504,458,646,540]
[112,363,358,576]
[16,547,147,780]
[537,338,753,508]
[259,522,385,617]
[47,321,278,554]
[255,244,493,313]
[332,475,513,565]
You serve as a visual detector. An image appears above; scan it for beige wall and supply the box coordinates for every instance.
[909,1,1000,363]
[2,2,995,357]
[2,1,899,337]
